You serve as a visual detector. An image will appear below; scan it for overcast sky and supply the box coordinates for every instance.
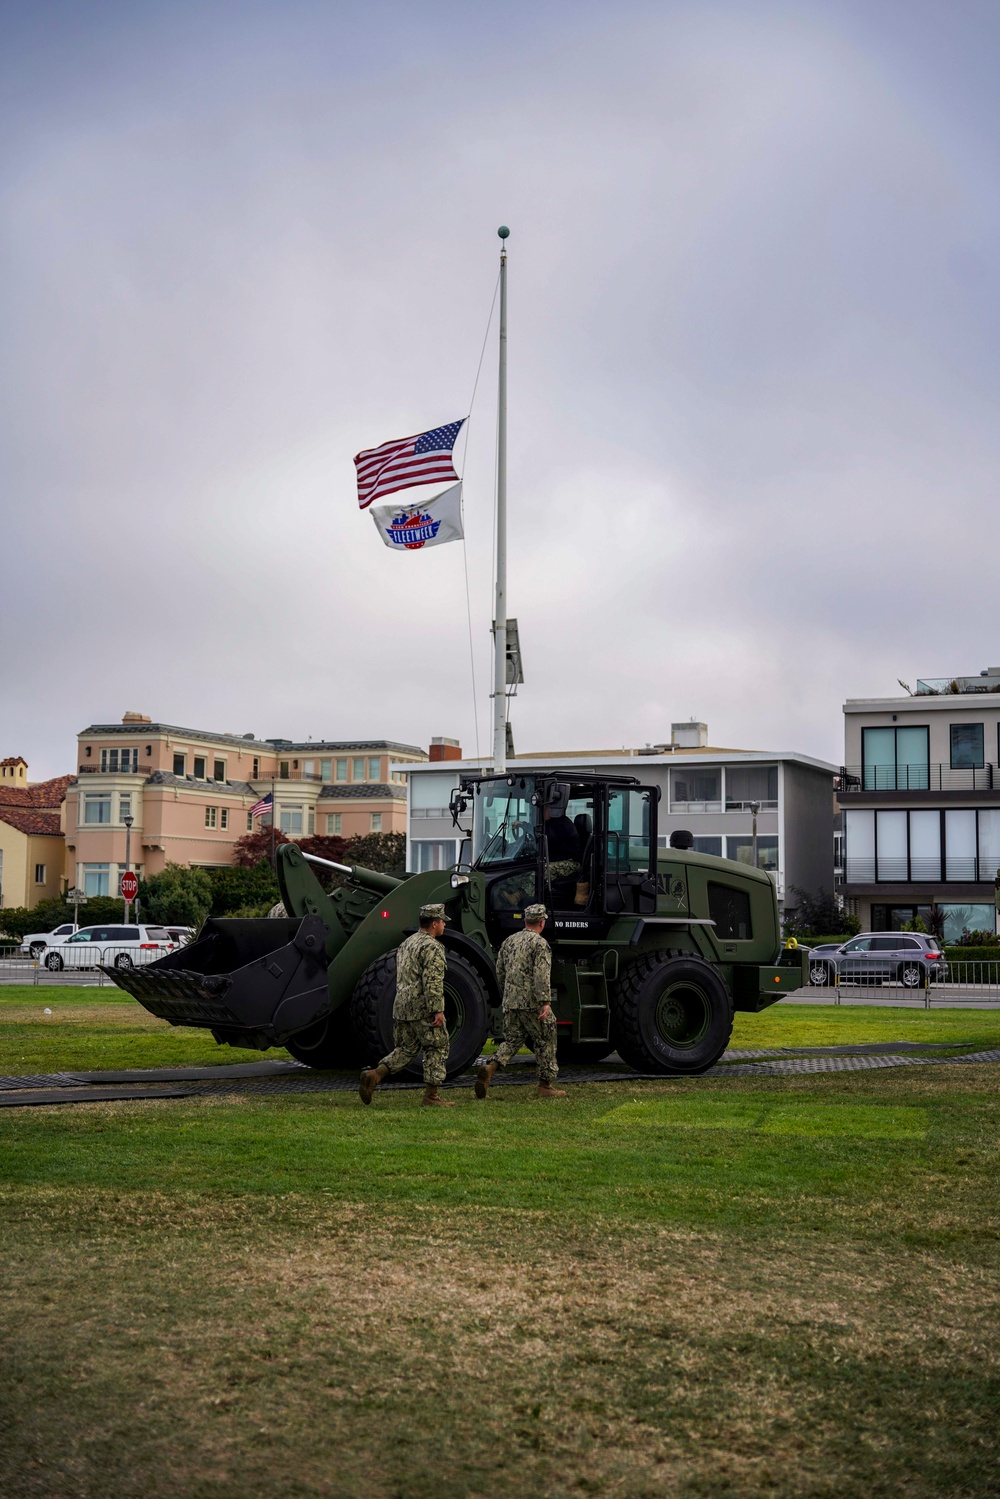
[2,0,998,780]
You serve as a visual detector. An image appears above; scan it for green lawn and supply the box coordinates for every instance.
[0,995,998,1497]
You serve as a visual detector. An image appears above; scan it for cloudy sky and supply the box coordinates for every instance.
[2,0,998,780]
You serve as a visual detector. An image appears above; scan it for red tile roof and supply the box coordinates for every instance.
[0,775,74,810]
[0,807,62,837]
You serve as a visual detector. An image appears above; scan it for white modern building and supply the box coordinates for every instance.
[394,723,836,919]
[838,670,1000,940]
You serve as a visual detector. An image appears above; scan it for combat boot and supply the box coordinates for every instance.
[421,1086,456,1107]
[475,1059,499,1099]
[537,1082,567,1099]
[359,1063,389,1105]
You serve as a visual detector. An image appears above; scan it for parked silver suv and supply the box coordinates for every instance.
[807,933,947,988]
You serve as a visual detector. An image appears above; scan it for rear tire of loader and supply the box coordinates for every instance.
[350,949,490,1079]
[284,1003,366,1070]
[611,950,733,1076]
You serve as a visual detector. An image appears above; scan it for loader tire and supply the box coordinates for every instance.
[284,1002,366,1070]
[611,949,733,1076]
[350,949,490,1079]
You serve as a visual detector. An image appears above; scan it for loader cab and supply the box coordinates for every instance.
[460,772,659,945]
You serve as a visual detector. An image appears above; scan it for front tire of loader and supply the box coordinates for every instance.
[611,950,733,1075]
[350,949,490,1079]
[284,1003,366,1070]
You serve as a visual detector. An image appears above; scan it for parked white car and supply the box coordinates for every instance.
[20,923,79,959]
[43,924,174,971]
[164,926,196,949]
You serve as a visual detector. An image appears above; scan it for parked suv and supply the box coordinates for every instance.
[43,925,173,972]
[808,933,947,988]
[20,923,78,959]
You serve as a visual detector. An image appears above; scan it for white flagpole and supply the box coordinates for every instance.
[492,225,509,772]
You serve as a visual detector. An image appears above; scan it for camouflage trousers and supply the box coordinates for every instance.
[380,1017,450,1086]
[492,1008,559,1085]
[548,860,579,879]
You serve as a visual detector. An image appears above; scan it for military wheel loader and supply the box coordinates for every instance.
[106,770,809,1076]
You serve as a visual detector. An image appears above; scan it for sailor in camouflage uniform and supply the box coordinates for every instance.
[359,903,456,1108]
[475,904,567,1100]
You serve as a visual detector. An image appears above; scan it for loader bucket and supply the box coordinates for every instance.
[102,914,333,1052]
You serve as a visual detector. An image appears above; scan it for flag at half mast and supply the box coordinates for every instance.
[354,418,465,509]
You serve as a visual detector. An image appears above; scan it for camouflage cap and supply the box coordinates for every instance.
[524,903,548,923]
[419,902,451,923]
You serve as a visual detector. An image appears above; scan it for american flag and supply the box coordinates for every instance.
[250,793,273,819]
[354,419,465,510]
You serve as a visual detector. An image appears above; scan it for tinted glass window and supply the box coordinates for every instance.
[109,928,140,941]
[708,883,752,940]
[146,927,171,939]
[842,937,871,952]
[951,723,984,769]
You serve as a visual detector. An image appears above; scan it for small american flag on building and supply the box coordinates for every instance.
[354,418,466,510]
[250,792,273,820]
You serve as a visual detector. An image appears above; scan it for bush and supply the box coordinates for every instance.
[139,864,213,929]
[208,862,279,916]
[343,832,406,874]
[784,887,860,940]
[0,896,132,939]
[231,829,289,867]
[959,928,997,946]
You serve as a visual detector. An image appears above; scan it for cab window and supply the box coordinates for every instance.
[472,779,537,866]
[607,788,652,872]
[707,883,753,941]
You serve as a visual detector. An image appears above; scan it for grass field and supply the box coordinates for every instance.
[1,990,998,1497]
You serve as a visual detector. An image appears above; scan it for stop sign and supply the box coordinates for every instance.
[120,870,139,901]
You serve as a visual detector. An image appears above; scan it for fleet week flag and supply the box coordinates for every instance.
[354,419,465,509]
[370,483,464,551]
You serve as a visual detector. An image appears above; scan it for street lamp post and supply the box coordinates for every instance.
[749,801,761,870]
[123,814,134,922]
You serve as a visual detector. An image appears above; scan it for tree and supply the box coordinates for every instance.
[208,862,279,917]
[139,863,213,929]
[231,828,289,868]
[784,886,859,938]
[343,831,406,874]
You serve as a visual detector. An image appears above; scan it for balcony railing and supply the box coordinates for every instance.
[839,764,999,793]
[844,856,999,883]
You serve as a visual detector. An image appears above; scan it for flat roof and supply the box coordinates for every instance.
[392,749,837,775]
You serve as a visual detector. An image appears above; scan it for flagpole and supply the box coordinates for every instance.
[492,225,510,773]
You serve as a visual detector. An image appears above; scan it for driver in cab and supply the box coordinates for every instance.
[544,786,581,882]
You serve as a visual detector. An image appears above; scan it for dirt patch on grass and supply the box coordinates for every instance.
[0,1190,996,1498]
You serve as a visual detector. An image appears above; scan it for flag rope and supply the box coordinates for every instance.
[459,266,501,762]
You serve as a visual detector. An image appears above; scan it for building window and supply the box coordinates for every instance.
[173,753,185,776]
[247,811,254,831]
[84,795,112,824]
[410,839,457,872]
[370,813,382,832]
[307,810,315,835]
[119,795,132,821]
[726,836,779,872]
[369,757,381,780]
[194,756,206,779]
[280,805,303,835]
[220,808,229,830]
[871,903,997,944]
[327,813,342,835]
[336,759,348,782]
[83,863,110,897]
[669,767,721,811]
[950,723,984,770]
[353,758,366,782]
[320,759,332,781]
[693,836,723,857]
[214,759,226,782]
[205,807,217,829]
[303,760,315,778]
[279,761,289,780]
[34,864,46,884]
[725,766,777,810]
[862,726,929,790]
[101,747,138,773]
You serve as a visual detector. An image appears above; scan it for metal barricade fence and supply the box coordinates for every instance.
[0,944,166,986]
[798,958,1000,1008]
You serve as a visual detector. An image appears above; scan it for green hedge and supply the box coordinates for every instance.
[943,946,1000,963]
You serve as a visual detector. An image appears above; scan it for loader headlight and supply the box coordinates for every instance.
[450,873,470,889]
